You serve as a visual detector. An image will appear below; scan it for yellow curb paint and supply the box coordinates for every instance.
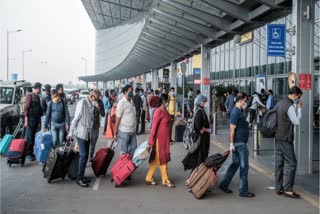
[211,139,320,208]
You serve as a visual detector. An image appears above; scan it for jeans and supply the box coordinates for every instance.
[275,140,297,192]
[140,110,145,133]
[51,121,66,147]
[149,107,156,128]
[118,130,137,155]
[219,143,249,194]
[77,137,90,180]
[89,128,99,160]
[25,117,40,156]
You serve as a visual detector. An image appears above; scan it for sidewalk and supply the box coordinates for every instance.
[212,113,319,207]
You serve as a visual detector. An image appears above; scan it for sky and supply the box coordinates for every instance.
[0,0,96,85]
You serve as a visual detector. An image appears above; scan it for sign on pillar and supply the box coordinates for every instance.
[267,24,286,57]
[200,45,211,118]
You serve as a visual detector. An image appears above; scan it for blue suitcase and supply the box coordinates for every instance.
[34,131,53,163]
[0,134,14,155]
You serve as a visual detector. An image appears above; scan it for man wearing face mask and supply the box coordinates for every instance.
[56,83,70,133]
[89,89,105,162]
[114,85,137,156]
[219,92,255,198]
[67,91,95,187]
[274,86,303,199]
[168,87,176,143]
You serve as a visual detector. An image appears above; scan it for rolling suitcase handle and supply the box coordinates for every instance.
[110,140,119,150]
[63,139,74,156]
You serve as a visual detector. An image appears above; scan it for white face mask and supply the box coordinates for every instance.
[92,101,97,106]
[242,102,248,110]
[170,91,175,96]
[165,102,169,107]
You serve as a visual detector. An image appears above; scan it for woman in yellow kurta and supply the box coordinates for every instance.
[146,94,175,188]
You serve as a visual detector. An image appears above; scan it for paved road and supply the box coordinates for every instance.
[0,103,318,214]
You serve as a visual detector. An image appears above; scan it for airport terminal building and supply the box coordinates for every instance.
[79,0,319,175]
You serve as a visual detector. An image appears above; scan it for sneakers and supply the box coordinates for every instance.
[77,179,89,188]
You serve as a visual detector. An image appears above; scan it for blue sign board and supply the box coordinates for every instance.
[11,73,18,81]
[267,24,286,57]
[193,68,201,75]
[178,74,183,87]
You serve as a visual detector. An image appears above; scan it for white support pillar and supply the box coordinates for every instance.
[152,69,159,90]
[142,73,147,91]
[200,45,211,117]
[170,62,177,90]
[292,0,314,175]
[86,82,89,89]
[133,76,137,89]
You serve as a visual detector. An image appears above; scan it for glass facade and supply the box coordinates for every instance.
[207,5,320,103]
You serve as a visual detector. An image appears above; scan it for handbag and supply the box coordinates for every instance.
[186,108,205,154]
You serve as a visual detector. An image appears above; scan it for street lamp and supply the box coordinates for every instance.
[22,49,32,80]
[7,29,22,80]
[81,57,87,76]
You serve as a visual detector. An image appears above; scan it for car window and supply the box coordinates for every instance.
[81,91,89,95]
[0,87,14,104]
[14,87,21,104]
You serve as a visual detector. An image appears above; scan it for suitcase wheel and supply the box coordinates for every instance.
[111,178,114,183]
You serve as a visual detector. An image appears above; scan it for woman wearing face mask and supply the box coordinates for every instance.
[182,95,211,174]
[67,91,96,187]
[146,94,175,188]
[43,89,70,148]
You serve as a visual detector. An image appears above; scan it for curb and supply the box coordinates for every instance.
[211,139,320,208]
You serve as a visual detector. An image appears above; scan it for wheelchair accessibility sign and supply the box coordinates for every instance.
[267,24,286,57]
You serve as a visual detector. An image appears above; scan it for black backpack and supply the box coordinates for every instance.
[259,108,277,138]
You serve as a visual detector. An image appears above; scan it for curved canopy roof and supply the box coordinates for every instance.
[80,0,292,82]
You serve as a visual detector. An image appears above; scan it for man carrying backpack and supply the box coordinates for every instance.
[24,82,43,161]
[275,86,303,199]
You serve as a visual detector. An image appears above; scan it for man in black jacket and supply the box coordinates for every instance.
[132,88,142,134]
[275,86,303,199]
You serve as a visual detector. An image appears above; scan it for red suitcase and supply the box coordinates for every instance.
[92,141,117,177]
[7,139,28,167]
[111,153,136,186]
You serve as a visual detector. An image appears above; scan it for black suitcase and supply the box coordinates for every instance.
[175,125,186,142]
[67,152,79,180]
[42,141,74,183]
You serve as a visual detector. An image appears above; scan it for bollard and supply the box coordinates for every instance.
[253,123,260,156]
[213,112,217,136]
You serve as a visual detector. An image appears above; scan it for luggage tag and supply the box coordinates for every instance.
[41,143,45,150]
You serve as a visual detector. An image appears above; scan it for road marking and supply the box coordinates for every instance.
[92,178,101,191]
[211,139,320,208]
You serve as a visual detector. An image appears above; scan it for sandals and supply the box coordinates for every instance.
[282,192,301,199]
[239,192,256,197]
[145,181,158,186]
[163,182,175,188]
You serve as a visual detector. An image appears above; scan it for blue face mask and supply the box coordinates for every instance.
[128,92,134,98]
[293,99,298,104]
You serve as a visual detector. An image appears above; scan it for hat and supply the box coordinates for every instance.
[195,94,208,107]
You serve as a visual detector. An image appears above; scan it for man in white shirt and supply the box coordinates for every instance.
[114,85,137,156]
[274,86,303,199]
